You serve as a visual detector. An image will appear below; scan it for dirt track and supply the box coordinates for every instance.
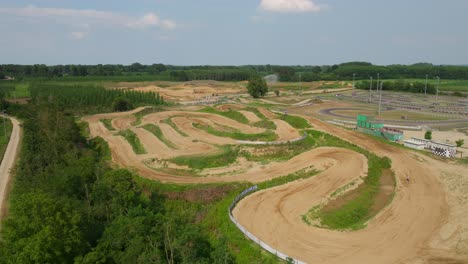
[83,106,467,263]
[0,117,21,223]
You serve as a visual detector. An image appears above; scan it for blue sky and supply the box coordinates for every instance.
[0,0,467,65]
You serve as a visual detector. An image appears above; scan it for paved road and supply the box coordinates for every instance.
[0,117,21,222]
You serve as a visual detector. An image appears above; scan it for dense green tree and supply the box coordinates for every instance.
[112,97,134,112]
[456,139,464,147]
[247,75,268,98]
[425,130,432,140]
[0,192,89,263]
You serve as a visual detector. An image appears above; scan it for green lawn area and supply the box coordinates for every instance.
[11,83,31,98]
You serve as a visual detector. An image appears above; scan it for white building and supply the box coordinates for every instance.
[403,139,426,150]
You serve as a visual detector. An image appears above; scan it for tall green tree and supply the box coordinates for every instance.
[247,75,268,98]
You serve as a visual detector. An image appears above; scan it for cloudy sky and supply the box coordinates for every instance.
[0,0,467,65]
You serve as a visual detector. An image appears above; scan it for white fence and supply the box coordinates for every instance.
[237,132,308,145]
[229,186,307,264]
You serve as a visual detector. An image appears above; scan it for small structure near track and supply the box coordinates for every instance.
[356,115,403,142]
[403,139,426,150]
[404,137,457,158]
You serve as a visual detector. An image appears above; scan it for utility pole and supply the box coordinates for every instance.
[369,76,373,103]
[378,81,383,117]
[353,73,356,88]
[436,76,440,103]
[424,74,428,96]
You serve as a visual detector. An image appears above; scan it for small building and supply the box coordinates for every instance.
[411,137,432,149]
[403,139,426,150]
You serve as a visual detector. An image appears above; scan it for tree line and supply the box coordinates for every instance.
[355,79,437,94]
[2,62,467,82]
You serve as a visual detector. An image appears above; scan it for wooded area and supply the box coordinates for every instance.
[0,100,235,264]
[1,62,467,82]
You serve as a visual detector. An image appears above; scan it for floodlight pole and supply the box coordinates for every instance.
[369,76,373,102]
[353,73,356,88]
[378,81,383,117]
[377,73,380,89]
[299,73,302,91]
[424,74,428,96]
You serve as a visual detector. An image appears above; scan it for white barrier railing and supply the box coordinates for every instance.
[237,132,308,145]
[229,186,307,264]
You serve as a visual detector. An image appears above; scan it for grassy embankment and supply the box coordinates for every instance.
[141,124,178,149]
[198,107,249,124]
[193,123,277,142]
[169,146,239,170]
[161,118,189,137]
[244,107,277,130]
[117,129,147,154]
[282,114,311,129]
[99,119,115,131]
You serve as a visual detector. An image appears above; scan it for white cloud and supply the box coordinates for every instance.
[70,31,87,40]
[0,5,176,30]
[127,13,159,29]
[161,20,177,30]
[259,0,323,13]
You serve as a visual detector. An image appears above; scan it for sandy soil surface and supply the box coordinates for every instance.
[0,117,22,223]
[112,81,245,103]
[238,110,262,123]
[82,105,468,263]
[233,114,467,263]
[272,119,301,141]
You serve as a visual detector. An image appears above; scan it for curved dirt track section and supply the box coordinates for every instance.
[83,106,466,263]
[233,114,466,263]
[0,117,22,222]
[238,110,262,123]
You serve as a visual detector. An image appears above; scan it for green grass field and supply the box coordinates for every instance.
[11,83,31,98]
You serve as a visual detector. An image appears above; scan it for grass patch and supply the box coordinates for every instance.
[117,129,147,154]
[282,114,311,129]
[169,146,239,169]
[162,118,189,137]
[11,83,30,98]
[253,120,277,130]
[244,107,268,120]
[257,167,319,190]
[100,119,115,131]
[199,107,249,124]
[193,123,277,142]
[132,107,162,126]
[141,123,178,149]
[0,117,13,162]
[241,132,312,161]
